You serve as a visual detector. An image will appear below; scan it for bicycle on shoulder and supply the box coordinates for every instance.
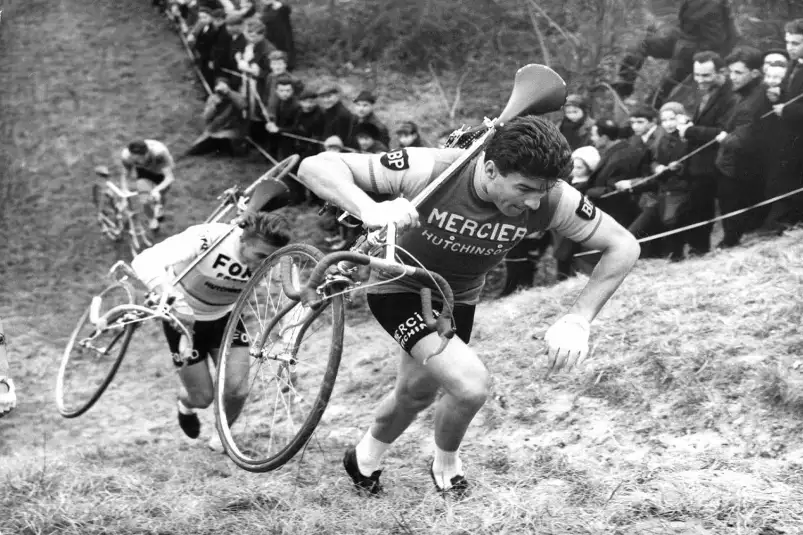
[210,65,572,473]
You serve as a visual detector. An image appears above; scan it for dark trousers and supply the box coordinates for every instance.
[718,174,764,245]
[665,176,717,258]
[628,199,665,258]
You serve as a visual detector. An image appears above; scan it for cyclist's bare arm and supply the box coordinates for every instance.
[153,166,175,194]
[296,148,441,229]
[0,318,9,377]
[548,184,640,323]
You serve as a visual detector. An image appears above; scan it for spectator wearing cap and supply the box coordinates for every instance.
[318,83,358,150]
[714,46,772,247]
[559,94,594,150]
[188,6,227,89]
[323,136,344,152]
[353,90,390,148]
[259,0,296,70]
[763,48,790,73]
[585,118,648,227]
[758,18,803,235]
[354,122,388,154]
[673,50,736,257]
[395,121,427,149]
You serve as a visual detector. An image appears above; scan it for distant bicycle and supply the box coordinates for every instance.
[92,166,153,258]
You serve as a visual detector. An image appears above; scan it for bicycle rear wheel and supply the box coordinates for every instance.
[92,184,123,241]
[215,243,345,472]
[56,282,137,418]
[127,216,153,258]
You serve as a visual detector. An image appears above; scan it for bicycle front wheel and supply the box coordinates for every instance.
[56,282,137,418]
[215,243,345,472]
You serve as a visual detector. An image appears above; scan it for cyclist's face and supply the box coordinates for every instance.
[239,237,277,271]
[487,164,553,216]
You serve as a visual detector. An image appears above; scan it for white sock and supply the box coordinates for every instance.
[177,399,196,415]
[432,445,463,489]
[355,431,390,476]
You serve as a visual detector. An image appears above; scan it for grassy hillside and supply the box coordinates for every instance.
[2,0,803,534]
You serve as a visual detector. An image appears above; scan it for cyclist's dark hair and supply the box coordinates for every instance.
[785,18,803,36]
[693,50,725,70]
[484,116,571,180]
[240,211,291,247]
[128,140,148,155]
[725,46,763,71]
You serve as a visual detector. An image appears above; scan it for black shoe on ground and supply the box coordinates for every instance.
[343,447,383,495]
[177,404,201,439]
[430,461,469,498]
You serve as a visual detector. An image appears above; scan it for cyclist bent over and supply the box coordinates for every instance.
[296,116,640,495]
[120,139,176,232]
[131,212,290,446]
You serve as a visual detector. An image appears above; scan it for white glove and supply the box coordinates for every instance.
[543,314,590,373]
[0,377,17,417]
[360,198,420,231]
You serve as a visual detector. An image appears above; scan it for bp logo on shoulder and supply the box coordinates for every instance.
[576,195,596,220]
[380,149,410,171]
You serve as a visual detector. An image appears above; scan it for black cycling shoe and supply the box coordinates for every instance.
[177,405,201,439]
[430,461,469,498]
[343,447,383,495]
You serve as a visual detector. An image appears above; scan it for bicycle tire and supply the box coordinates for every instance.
[56,282,137,418]
[215,243,345,472]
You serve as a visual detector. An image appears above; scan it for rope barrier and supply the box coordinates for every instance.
[574,185,803,258]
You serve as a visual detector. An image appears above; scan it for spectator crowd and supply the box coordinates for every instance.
[161,0,803,293]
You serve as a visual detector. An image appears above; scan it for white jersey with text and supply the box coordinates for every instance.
[131,223,252,320]
[364,148,604,304]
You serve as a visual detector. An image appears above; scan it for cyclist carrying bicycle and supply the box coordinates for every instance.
[0,318,17,417]
[296,115,640,496]
[131,211,290,447]
[120,139,177,232]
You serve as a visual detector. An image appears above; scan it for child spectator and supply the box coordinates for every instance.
[354,122,388,154]
[558,94,594,150]
[395,121,427,148]
[263,50,302,121]
[764,64,788,103]
[318,83,357,150]
[259,0,296,70]
[763,48,790,73]
[353,91,390,148]
[627,105,661,157]
[324,135,345,152]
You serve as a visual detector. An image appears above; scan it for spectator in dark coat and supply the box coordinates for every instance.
[212,13,247,90]
[353,90,391,148]
[290,87,326,159]
[394,121,428,149]
[613,0,738,107]
[585,118,650,227]
[264,74,300,160]
[758,19,803,234]
[261,50,303,121]
[318,83,358,150]
[673,51,737,257]
[558,94,594,150]
[715,46,772,247]
[259,0,296,70]
[187,7,227,89]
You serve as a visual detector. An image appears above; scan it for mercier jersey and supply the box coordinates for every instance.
[364,148,604,304]
[131,223,252,321]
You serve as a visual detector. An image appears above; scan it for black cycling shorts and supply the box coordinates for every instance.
[163,313,249,368]
[367,293,475,354]
[135,167,165,185]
